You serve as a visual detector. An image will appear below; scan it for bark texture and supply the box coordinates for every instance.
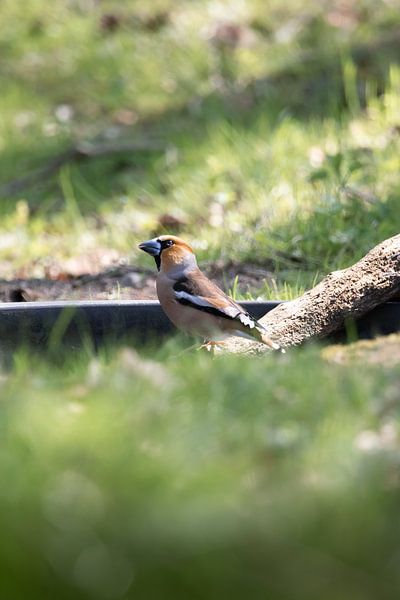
[223,234,400,354]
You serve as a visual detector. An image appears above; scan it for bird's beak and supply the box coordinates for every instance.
[138,239,161,256]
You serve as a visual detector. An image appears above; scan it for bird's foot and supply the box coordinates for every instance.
[198,340,226,353]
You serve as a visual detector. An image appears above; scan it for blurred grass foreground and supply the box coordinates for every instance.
[1,1,400,598]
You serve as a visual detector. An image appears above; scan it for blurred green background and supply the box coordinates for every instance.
[0,0,399,287]
[1,0,400,598]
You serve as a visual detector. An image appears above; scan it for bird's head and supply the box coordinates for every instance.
[138,235,196,273]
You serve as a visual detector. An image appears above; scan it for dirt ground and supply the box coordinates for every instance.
[322,333,400,368]
[0,263,273,302]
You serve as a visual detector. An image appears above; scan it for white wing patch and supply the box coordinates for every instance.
[238,313,256,329]
[174,290,217,309]
[174,291,240,319]
[174,290,257,326]
[174,290,239,317]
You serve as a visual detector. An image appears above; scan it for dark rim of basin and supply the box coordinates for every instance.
[0,300,398,351]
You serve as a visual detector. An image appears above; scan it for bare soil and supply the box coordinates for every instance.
[322,334,400,367]
[0,263,273,302]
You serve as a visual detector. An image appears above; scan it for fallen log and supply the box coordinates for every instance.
[223,234,400,354]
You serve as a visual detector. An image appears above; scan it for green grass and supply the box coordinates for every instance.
[1,343,400,599]
[1,1,400,597]
[0,0,399,283]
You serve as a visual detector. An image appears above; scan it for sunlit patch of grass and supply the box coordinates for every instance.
[0,0,399,284]
[255,271,320,301]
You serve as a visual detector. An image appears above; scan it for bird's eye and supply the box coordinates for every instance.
[158,238,175,252]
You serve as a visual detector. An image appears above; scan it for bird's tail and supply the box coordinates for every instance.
[254,323,285,353]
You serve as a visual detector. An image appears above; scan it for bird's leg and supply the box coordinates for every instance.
[199,340,213,352]
[172,341,203,358]
[198,339,227,353]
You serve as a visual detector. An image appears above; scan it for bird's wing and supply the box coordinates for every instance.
[173,270,258,329]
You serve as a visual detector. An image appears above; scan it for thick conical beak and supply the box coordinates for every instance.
[138,239,161,256]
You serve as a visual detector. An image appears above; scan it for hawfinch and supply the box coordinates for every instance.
[139,235,281,350]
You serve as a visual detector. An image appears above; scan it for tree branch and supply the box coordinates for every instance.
[223,234,400,354]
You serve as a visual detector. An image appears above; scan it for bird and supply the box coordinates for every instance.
[138,235,282,351]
